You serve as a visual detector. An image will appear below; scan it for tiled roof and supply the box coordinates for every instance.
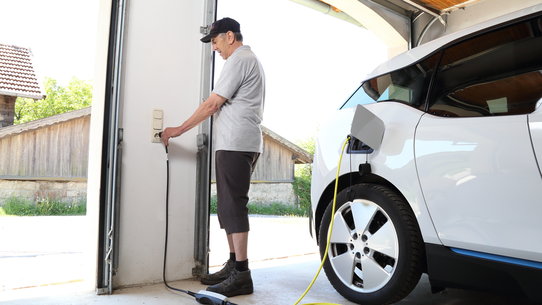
[0,44,45,100]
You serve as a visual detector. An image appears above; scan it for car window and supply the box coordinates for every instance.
[341,84,378,109]
[428,16,542,117]
[341,54,439,110]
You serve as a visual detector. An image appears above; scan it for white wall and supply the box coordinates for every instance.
[115,0,206,287]
[444,0,542,36]
[415,1,542,48]
[333,0,542,57]
[86,0,112,291]
[327,0,409,58]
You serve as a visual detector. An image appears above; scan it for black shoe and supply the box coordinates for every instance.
[200,260,235,285]
[206,269,253,297]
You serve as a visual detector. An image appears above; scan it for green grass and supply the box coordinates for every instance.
[1,197,86,216]
[210,196,308,217]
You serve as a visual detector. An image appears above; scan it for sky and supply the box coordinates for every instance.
[218,0,388,142]
[0,0,387,143]
[0,0,99,85]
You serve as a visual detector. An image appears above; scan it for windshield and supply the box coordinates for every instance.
[341,53,440,110]
[340,83,377,109]
[340,79,414,109]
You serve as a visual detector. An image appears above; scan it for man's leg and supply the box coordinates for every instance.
[227,233,235,254]
[207,231,252,297]
[200,151,237,285]
[199,236,235,285]
[231,232,248,261]
[226,232,248,270]
[231,232,249,272]
[206,151,256,296]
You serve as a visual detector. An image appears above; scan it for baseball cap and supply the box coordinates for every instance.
[200,17,241,43]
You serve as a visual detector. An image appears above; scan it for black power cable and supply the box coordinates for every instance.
[160,141,237,305]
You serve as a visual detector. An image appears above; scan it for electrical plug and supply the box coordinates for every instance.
[194,290,237,305]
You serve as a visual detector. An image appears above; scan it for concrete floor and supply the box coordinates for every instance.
[1,254,539,305]
[0,216,87,292]
[0,216,540,305]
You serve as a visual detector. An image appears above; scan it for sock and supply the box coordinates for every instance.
[229,252,236,262]
[235,259,249,272]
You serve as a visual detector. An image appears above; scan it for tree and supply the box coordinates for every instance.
[297,137,315,156]
[14,77,92,124]
[292,137,315,215]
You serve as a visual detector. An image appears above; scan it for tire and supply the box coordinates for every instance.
[319,183,424,305]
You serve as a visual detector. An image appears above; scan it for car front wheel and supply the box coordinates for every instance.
[319,183,424,305]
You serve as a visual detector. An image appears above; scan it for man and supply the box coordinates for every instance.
[160,17,265,297]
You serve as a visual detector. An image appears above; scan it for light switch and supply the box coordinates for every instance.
[153,119,162,130]
[153,109,163,119]
[152,109,163,143]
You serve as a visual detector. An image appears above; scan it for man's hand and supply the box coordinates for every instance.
[160,126,182,146]
[160,93,226,147]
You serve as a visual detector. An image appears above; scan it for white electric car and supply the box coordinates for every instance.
[311,5,542,305]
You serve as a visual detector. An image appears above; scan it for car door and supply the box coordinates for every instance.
[529,102,542,175]
[416,113,542,261]
[415,16,542,262]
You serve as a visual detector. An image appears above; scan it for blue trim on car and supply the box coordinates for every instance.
[451,248,542,269]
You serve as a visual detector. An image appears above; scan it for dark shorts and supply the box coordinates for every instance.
[215,150,260,234]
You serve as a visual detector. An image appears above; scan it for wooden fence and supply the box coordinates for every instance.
[252,135,295,182]
[0,107,90,180]
[211,127,312,183]
[0,106,310,183]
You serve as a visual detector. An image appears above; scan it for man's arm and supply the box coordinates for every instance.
[161,93,227,146]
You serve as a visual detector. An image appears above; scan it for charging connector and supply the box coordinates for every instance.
[194,290,233,305]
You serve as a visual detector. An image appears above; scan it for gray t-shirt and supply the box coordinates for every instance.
[212,45,265,153]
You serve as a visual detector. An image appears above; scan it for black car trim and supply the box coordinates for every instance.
[426,243,542,302]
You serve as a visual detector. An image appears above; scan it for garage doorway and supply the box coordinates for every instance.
[208,0,387,270]
[0,0,102,301]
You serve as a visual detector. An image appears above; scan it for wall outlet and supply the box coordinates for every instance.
[152,130,162,143]
[152,109,163,143]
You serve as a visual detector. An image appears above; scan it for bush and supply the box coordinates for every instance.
[1,197,86,216]
[210,196,307,217]
[292,137,315,216]
[248,202,307,216]
[211,196,218,213]
[292,164,312,216]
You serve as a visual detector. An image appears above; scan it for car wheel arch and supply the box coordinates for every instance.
[315,173,420,249]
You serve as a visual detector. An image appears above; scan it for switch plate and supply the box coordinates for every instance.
[153,109,163,119]
[152,109,163,143]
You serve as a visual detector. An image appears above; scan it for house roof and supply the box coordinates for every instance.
[262,126,313,164]
[0,44,45,100]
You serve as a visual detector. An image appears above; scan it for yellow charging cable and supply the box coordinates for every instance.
[294,136,351,305]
